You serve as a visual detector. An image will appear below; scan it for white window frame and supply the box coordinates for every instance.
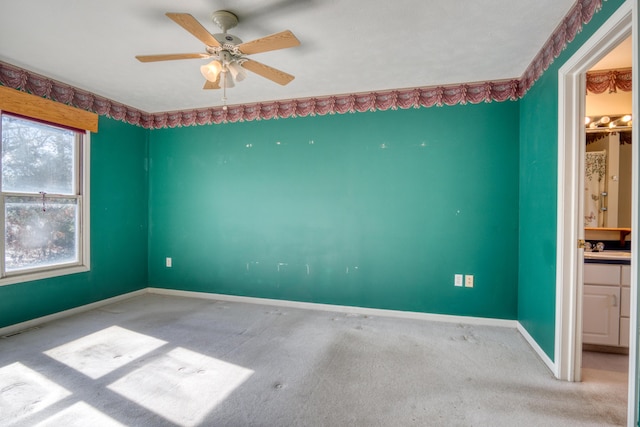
[0,111,90,286]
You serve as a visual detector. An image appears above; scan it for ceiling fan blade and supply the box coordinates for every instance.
[203,78,221,90]
[165,12,221,47]
[136,53,210,62]
[238,30,300,55]
[242,59,295,86]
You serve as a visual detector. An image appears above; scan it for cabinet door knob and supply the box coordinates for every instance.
[612,294,618,307]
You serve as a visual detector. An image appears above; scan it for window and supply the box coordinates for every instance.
[0,113,89,284]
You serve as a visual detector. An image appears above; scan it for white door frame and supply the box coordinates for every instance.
[556,1,637,425]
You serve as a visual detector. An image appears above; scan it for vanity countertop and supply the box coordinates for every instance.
[584,251,631,265]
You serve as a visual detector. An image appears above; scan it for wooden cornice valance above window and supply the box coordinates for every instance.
[0,85,98,133]
[586,68,632,95]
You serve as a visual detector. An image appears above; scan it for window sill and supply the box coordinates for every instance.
[0,264,89,287]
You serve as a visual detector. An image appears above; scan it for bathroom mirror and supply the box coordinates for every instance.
[584,122,632,228]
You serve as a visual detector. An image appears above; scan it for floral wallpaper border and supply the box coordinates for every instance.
[0,0,612,129]
[586,68,632,94]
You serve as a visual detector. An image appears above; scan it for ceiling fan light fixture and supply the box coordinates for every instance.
[200,60,223,82]
[228,62,247,82]
[220,70,235,88]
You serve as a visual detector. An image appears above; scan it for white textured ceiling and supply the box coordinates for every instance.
[0,0,578,113]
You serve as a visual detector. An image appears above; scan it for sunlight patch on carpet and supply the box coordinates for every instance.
[35,401,126,427]
[0,362,71,423]
[44,326,167,379]
[108,347,253,426]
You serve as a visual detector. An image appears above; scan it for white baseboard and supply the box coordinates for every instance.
[0,289,147,337]
[1,286,533,355]
[147,287,519,328]
[517,321,557,376]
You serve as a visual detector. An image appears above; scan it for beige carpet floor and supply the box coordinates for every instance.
[0,293,629,426]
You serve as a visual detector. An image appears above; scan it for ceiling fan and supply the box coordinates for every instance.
[135,10,300,102]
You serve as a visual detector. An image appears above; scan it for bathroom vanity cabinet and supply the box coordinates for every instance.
[583,263,631,347]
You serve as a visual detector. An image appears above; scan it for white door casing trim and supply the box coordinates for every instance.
[629,2,639,424]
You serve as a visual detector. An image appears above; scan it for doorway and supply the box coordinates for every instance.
[556,1,636,425]
[581,35,632,415]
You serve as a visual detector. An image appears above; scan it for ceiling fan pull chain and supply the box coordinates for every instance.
[222,71,228,110]
[39,191,46,212]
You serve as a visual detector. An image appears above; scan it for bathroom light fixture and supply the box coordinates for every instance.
[600,116,611,124]
[588,115,610,128]
[586,114,632,132]
[608,114,633,128]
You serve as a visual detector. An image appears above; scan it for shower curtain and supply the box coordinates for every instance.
[584,150,607,227]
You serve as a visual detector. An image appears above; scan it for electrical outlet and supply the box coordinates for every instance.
[465,275,474,288]
[454,274,463,287]
[166,257,172,268]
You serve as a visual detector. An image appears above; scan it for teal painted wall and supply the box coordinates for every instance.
[0,116,149,328]
[518,0,626,359]
[149,103,520,319]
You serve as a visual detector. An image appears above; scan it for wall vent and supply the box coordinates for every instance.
[1,326,40,339]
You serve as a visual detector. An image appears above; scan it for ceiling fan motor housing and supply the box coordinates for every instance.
[213,33,243,45]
